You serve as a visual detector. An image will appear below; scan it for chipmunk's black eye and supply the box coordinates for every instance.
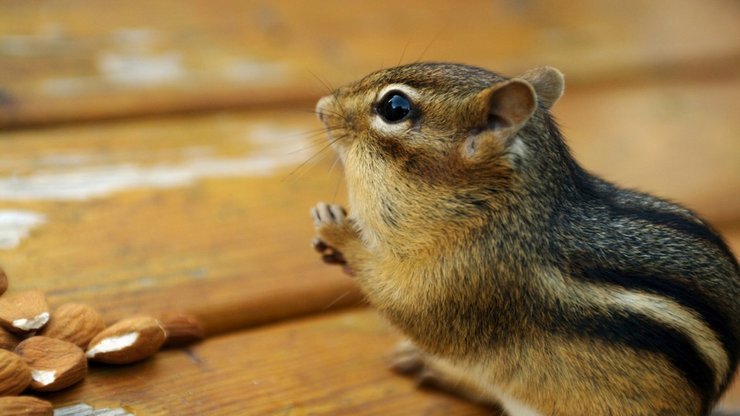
[377,91,413,123]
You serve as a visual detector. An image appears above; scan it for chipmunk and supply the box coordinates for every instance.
[309,62,740,416]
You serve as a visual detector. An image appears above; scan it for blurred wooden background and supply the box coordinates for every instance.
[0,0,738,414]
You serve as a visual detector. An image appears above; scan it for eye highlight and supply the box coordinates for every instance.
[376,91,414,123]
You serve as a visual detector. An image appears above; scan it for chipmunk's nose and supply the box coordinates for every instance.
[315,95,334,123]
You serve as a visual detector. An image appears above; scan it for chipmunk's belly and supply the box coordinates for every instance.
[490,386,543,416]
[463,362,543,416]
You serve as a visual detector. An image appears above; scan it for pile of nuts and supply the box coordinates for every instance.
[0,268,205,415]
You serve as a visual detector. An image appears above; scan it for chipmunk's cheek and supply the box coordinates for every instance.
[370,116,411,137]
[332,145,349,165]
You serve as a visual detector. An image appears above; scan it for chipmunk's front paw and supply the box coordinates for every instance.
[311,202,355,271]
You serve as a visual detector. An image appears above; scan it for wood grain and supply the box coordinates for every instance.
[2,0,739,127]
[0,111,363,335]
[46,308,493,415]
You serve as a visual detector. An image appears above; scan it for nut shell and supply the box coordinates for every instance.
[0,396,53,415]
[0,291,49,334]
[40,303,105,349]
[157,311,206,348]
[0,349,32,396]
[86,316,166,364]
[15,336,87,392]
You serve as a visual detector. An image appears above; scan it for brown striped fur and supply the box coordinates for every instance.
[310,63,740,416]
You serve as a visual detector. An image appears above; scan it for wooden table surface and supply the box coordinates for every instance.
[1,1,739,414]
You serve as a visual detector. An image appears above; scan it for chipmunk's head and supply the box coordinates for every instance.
[316,62,564,173]
[315,63,565,247]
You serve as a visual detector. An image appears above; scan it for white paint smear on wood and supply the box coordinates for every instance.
[0,153,304,200]
[0,125,312,201]
[0,210,47,249]
[98,52,185,86]
[222,58,289,83]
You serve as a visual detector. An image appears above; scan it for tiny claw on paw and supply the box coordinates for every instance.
[312,238,329,253]
[391,340,448,388]
[312,238,347,265]
[391,352,425,375]
[391,340,426,375]
[311,202,347,226]
[322,251,347,265]
[310,202,355,276]
[417,369,446,389]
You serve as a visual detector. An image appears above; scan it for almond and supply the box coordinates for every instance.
[0,267,7,297]
[86,316,166,364]
[157,311,206,348]
[15,336,87,392]
[40,303,105,349]
[0,291,49,334]
[0,327,20,350]
[0,349,31,396]
[0,396,53,415]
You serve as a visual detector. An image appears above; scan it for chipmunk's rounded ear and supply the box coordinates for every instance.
[520,66,564,109]
[462,79,536,162]
[482,79,537,131]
